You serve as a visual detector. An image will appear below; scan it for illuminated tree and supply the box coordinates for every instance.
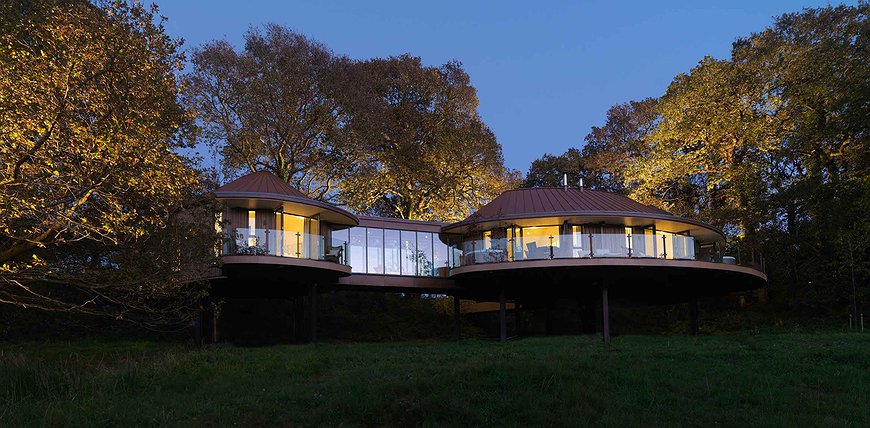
[336,55,519,221]
[0,0,216,326]
[184,24,348,200]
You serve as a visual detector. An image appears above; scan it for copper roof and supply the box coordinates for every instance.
[467,187,670,219]
[441,187,723,239]
[214,171,359,227]
[214,171,305,198]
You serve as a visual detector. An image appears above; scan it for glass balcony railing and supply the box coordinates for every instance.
[456,232,698,266]
[222,228,348,265]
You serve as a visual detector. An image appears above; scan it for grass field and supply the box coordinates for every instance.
[2,333,868,427]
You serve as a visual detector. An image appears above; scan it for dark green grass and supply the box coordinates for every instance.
[2,333,868,427]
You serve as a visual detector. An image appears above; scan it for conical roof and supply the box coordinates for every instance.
[442,187,723,240]
[214,171,358,227]
[467,187,670,220]
[215,171,305,198]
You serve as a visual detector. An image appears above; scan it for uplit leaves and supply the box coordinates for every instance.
[0,0,215,325]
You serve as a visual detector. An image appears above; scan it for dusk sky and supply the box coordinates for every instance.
[154,0,855,174]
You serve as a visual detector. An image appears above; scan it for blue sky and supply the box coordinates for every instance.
[155,0,855,174]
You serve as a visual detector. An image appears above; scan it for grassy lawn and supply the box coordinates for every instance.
[1,333,868,427]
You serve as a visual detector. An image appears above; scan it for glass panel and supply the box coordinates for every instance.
[591,233,629,257]
[400,230,416,275]
[282,213,305,257]
[451,245,463,268]
[630,227,652,258]
[658,231,672,259]
[331,229,349,248]
[225,228,324,260]
[367,228,384,274]
[327,228,348,264]
[349,227,366,273]
[672,235,695,260]
[384,229,401,275]
[433,236,449,277]
[571,226,590,258]
[308,217,320,258]
[555,225,572,258]
[646,228,657,257]
[520,226,559,260]
[417,232,434,276]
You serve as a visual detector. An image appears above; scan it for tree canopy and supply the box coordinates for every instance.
[188,26,519,221]
[0,0,217,326]
[335,55,519,221]
[525,2,869,315]
[184,24,347,200]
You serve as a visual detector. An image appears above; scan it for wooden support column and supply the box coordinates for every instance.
[309,283,318,343]
[689,297,700,336]
[515,301,522,338]
[601,286,611,344]
[499,289,507,343]
[453,295,461,341]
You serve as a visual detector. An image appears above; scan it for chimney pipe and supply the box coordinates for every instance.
[563,173,568,190]
[579,178,584,191]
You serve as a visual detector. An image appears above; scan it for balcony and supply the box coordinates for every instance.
[222,227,350,270]
[452,231,763,273]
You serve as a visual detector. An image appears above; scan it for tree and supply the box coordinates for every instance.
[583,98,659,192]
[184,24,347,200]
[523,98,658,192]
[626,57,779,232]
[730,2,870,315]
[0,0,216,327]
[336,55,519,221]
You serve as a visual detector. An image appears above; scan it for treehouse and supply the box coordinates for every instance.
[209,171,766,342]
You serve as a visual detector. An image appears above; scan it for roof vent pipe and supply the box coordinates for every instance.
[579,178,584,191]
[563,173,568,190]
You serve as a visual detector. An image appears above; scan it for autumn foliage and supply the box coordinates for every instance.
[0,0,217,326]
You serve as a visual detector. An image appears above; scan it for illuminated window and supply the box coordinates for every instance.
[247,210,256,246]
[520,226,560,259]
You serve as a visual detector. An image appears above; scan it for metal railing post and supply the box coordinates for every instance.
[588,233,594,258]
[296,232,301,258]
[549,235,554,259]
[661,234,667,259]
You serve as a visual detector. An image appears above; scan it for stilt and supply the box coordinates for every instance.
[499,288,507,342]
[515,301,522,338]
[453,295,461,341]
[601,286,611,344]
[309,283,318,343]
[689,297,700,336]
